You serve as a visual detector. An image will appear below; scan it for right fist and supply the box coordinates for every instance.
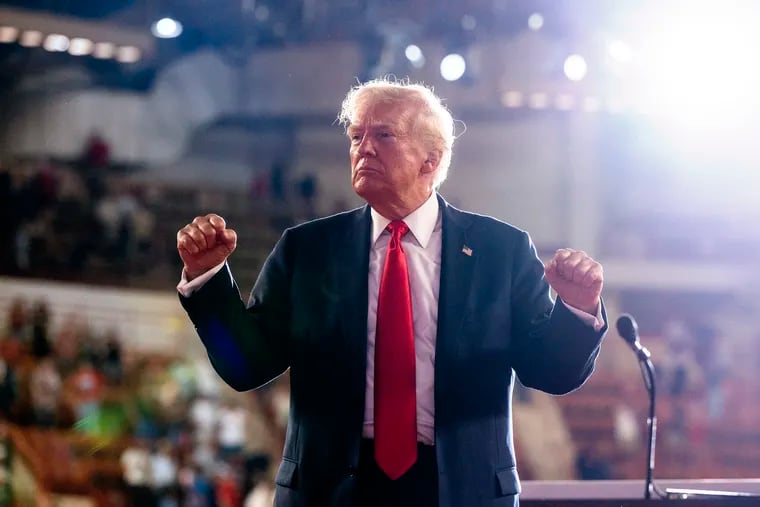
[177,214,237,280]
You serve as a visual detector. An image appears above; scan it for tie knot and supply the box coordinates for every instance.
[386,220,409,239]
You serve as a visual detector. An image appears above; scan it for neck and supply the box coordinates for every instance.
[371,191,432,221]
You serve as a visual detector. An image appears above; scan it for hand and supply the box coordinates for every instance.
[544,249,603,315]
[177,214,237,280]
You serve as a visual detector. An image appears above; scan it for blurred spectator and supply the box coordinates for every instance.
[214,462,242,507]
[151,439,179,507]
[30,299,52,358]
[102,330,124,385]
[2,297,29,366]
[0,164,16,271]
[29,356,62,427]
[216,400,246,461]
[269,161,288,203]
[121,438,155,507]
[0,358,17,419]
[66,357,105,422]
[52,314,84,377]
[295,173,318,220]
[190,394,218,448]
[82,132,111,169]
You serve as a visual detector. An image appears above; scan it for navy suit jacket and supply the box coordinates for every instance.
[179,194,607,507]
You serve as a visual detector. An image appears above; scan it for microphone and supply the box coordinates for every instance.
[616,314,649,360]
[616,313,639,346]
[616,312,659,499]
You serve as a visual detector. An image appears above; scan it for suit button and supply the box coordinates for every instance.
[347,466,358,478]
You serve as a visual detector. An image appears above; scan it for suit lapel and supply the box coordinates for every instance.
[435,195,476,368]
[332,206,371,361]
[331,206,371,454]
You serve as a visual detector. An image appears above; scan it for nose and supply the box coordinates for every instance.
[356,133,376,157]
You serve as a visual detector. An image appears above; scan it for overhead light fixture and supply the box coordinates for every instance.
[0,26,19,43]
[116,45,141,63]
[93,41,115,59]
[440,53,466,82]
[68,37,93,56]
[564,54,588,81]
[151,17,183,39]
[528,13,544,31]
[19,29,43,47]
[43,33,69,52]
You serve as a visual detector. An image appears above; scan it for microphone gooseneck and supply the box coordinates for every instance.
[616,313,662,500]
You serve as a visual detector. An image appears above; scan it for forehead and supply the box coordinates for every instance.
[350,99,414,130]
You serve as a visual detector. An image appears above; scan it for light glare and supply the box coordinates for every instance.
[152,17,183,39]
[440,53,466,81]
[528,13,544,31]
[564,54,588,81]
[68,38,93,56]
[0,26,18,43]
[43,34,69,52]
[19,30,43,47]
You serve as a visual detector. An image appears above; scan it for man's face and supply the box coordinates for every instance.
[348,100,434,210]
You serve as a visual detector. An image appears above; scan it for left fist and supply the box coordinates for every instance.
[544,249,603,315]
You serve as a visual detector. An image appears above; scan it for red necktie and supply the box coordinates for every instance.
[374,220,417,480]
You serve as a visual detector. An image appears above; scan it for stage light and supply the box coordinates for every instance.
[0,26,18,43]
[626,1,760,129]
[608,40,633,63]
[19,30,43,47]
[116,45,141,63]
[151,17,183,39]
[461,15,477,31]
[528,92,548,109]
[528,13,544,31]
[43,34,69,52]
[583,96,601,113]
[68,38,93,56]
[254,5,270,21]
[405,44,424,68]
[502,91,523,108]
[564,54,587,81]
[440,53,466,81]
[555,94,575,111]
[93,41,115,59]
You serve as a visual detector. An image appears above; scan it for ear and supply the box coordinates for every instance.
[421,150,441,174]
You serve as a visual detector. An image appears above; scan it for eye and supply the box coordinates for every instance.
[378,131,394,139]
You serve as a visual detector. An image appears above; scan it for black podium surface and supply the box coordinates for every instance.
[523,500,759,506]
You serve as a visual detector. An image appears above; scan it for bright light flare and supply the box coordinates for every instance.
[440,53,466,81]
[633,2,760,128]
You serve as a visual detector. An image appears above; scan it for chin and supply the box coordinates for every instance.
[353,179,383,203]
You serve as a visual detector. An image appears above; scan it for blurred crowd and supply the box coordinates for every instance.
[0,146,160,280]
[1,295,288,507]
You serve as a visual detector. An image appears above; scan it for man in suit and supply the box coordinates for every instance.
[177,79,607,507]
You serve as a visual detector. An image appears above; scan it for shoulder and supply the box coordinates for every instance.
[281,206,367,241]
[443,200,530,243]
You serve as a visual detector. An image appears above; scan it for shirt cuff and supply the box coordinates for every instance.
[562,301,605,332]
[176,262,227,298]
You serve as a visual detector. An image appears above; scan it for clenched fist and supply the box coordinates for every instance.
[177,214,237,281]
[544,248,603,315]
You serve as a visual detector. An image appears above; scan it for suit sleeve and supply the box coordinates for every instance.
[508,231,607,395]
[178,230,293,391]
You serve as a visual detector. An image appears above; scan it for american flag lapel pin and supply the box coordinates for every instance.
[462,244,472,256]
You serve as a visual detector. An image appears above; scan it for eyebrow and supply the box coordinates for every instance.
[347,123,396,134]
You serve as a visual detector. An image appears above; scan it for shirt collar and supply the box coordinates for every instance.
[370,192,439,248]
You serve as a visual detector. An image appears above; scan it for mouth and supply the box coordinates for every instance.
[355,161,382,174]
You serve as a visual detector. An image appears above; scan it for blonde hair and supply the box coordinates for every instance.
[338,78,456,188]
